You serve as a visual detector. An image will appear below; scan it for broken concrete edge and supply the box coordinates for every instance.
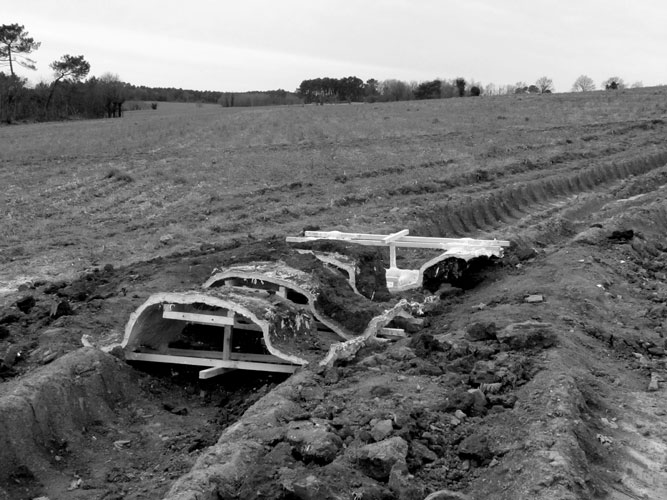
[288,236,505,293]
[121,289,310,366]
[319,299,410,368]
[388,246,506,293]
[204,263,354,340]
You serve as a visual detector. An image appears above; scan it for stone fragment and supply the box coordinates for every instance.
[410,441,438,464]
[371,419,394,442]
[50,300,73,319]
[648,372,660,392]
[286,421,343,464]
[458,432,493,464]
[300,385,325,402]
[454,410,467,420]
[466,322,498,341]
[356,436,408,481]
[496,321,556,350]
[159,234,173,245]
[467,388,488,415]
[525,294,544,303]
[600,417,618,429]
[439,390,475,414]
[388,461,423,500]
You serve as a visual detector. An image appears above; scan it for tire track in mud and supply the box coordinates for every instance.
[413,150,667,241]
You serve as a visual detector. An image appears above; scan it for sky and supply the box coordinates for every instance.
[4,0,667,93]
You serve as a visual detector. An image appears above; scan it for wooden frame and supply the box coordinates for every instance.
[124,297,304,379]
[287,229,510,292]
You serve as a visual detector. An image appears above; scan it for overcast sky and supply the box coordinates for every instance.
[5,0,666,93]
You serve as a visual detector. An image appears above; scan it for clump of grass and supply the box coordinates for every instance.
[105,168,134,183]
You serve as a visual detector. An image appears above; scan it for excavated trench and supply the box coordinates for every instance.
[3,149,667,499]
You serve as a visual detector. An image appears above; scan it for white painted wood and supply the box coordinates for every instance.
[162,348,285,364]
[378,327,407,338]
[288,230,510,249]
[382,229,410,243]
[223,309,233,361]
[126,352,299,373]
[163,310,235,326]
[199,366,234,379]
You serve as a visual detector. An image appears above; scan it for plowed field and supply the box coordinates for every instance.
[2,88,667,499]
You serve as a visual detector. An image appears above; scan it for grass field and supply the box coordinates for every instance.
[1,89,666,291]
[3,87,667,499]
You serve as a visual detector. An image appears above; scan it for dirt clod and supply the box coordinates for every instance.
[16,295,36,313]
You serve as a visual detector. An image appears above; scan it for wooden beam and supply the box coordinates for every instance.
[382,229,410,243]
[163,309,235,327]
[125,352,299,373]
[199,367,235,379]
[288,231,510,249]
[378,327,407,339]
[149,348,290,365]
[223,309,233,361]
[229,352,287,363]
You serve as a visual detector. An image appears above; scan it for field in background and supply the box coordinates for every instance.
[1,88,667,290]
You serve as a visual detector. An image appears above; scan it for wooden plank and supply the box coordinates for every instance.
[229,352,287,363]
[288,237,509,251]
[382,229,410,243]
[199,367,234,379]
[289,232,510,248]
[163,310,235,326]
[164,348,224,359]
[160,348,288,365]
[125,352,299,373]
[378,327,407,338]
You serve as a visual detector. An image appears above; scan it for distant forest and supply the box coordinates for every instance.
[0,23,637,124]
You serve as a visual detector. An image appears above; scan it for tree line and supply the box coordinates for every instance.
[0,23,302,123]
[0,22,648,124]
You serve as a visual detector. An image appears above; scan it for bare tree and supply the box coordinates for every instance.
[630,81,644,89]
[484,83,498,96]
[379,79,413,101]
[572,75,596,92]
[535,76,554,94]
[0,24,40,76]
[99,72,126,117]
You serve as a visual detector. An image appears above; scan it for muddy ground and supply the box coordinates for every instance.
[2,91,667,499]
